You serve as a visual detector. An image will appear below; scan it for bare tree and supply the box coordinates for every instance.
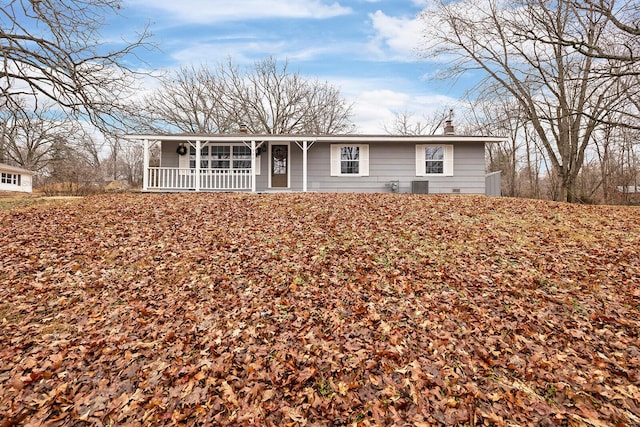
[0,0,152,133]
[219,57,355,134]
[569,0,640,64]
[0,101,86,172]
[143,57,354,135]
[383,109,450,135]
[466,93,528,197]
[421,0,628,202]
[140,65,235,134]
[118,141,144,186]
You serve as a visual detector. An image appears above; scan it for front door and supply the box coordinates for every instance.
[271,144,288,188]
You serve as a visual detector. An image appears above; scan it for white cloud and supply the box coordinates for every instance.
[367,10,424,60]
[128,0,351,24]
[168,38,345,66]
[171,40,286,65]
[332,77,461,133]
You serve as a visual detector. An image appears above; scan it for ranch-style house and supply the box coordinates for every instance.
[127,126,505,195]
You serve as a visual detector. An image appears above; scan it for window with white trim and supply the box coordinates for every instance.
[1,173,20,185]
[416,144,454,176]
[180,144,260,174]
[330,144,369,177]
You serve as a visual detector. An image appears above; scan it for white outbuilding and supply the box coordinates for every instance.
[0,163,33,193]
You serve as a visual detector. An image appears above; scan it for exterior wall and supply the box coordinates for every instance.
[306,142,487,194]
[288,144,303,191]
[160,141,179,168]
[256,152,268,191]
[156,140,489,194]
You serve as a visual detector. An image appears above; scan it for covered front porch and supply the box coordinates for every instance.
[129,135,317,192]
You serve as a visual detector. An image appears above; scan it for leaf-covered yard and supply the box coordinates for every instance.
[1,193,639,426]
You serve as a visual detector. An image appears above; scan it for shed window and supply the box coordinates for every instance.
[1,173,20,185]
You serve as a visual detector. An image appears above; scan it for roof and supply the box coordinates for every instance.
[0,163,33,175]
[125,133,507,144]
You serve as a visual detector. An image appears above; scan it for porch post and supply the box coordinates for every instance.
[142,139,149,192]
[195,140,201,191]
[251,140,256,193]
[302,140,308,192]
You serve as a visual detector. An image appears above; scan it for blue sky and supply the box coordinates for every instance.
[110,0,468,132]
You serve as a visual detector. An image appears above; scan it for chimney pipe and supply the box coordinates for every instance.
[444,109,454,135]
[444,120,454,135]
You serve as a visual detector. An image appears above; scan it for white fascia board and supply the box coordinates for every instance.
[124,134,317,143]
[315,135,506,144]
[124,134,506,144]
[0,163,34,175]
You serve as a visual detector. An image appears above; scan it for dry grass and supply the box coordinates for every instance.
[0,192,82,210]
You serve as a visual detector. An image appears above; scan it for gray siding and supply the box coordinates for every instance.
[158,140,488,194]
[160,141,179,168]
[485,171,502,196]
[306,142,487,194]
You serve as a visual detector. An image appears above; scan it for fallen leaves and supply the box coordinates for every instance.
[0,193,639,425]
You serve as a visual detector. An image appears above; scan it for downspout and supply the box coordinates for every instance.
[251,140,257,193]
[142,139,149,192]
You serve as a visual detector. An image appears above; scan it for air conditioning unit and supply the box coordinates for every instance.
[411,181,429,194]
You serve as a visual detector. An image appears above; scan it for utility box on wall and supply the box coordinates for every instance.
[411,181,429,194]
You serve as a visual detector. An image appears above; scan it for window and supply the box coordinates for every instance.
[211,146,230,169]
[416,144,453,176]
[425,146,444,174]
[341,146,360,174]
[1,173,20,185]
[232,146,251,169]
[330,144,369,177]
[179,143,259,174]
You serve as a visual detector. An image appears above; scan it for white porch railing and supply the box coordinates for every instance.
[147,167,252,191]
[200,169,252,190]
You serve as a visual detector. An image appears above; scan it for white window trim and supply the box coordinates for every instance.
[416,144,454,177]
[1,172,21,186]
[330,144,369,177]
[178,143,260,175]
